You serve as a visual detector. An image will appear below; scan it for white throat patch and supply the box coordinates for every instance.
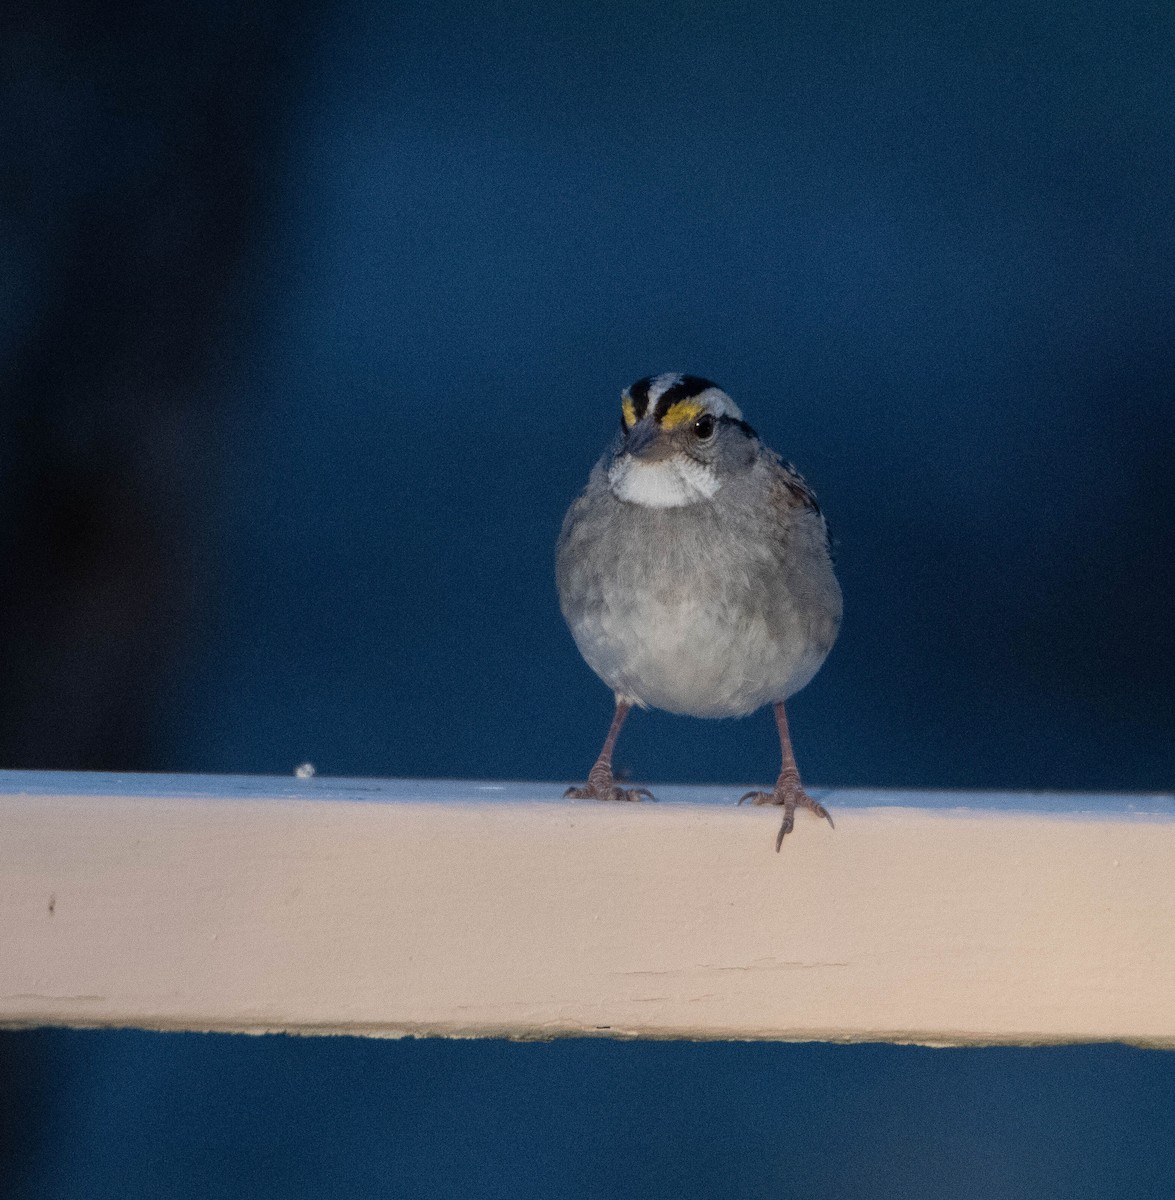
[608,455,722,508]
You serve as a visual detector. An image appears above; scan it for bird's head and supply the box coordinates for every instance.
[608,374,758,508]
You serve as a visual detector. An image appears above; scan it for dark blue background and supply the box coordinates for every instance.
[169,0,1175,793]
[1,0,1173,1195]
[4,1033,1174,1199]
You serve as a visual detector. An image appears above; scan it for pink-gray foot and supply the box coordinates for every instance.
[566,699,654,802]
[564,775,655,803]
[739,769,834,850]
[741,700,834,851]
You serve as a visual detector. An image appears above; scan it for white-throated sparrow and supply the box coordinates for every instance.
[557,374,841,850]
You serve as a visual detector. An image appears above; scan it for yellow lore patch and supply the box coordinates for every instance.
[621,395,637,429]
[658,399,706,430]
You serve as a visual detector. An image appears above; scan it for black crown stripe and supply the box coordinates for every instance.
[652,375,721,422]
[627,376,653,421]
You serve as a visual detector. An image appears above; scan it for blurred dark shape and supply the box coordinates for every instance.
[0,2,322,1184]
[0,0,323,768]
[0,1033,54,1193]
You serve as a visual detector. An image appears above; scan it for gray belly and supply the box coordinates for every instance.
[567,589,826,717]
[557,479,841,719]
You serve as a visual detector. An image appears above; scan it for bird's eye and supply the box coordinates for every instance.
[693,414,716,439]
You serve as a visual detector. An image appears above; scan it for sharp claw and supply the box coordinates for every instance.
[775,816,795,852]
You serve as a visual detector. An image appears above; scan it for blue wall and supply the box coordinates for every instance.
[4,1033,1174,1199]
[175,0,1175,792]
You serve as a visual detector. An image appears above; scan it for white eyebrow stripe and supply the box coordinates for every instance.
[689,387,742,420]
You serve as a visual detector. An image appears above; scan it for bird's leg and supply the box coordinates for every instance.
[739,701,833,850]
[565,699,655,802]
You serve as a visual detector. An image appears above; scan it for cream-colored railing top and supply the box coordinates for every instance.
[2,772,1173,1045]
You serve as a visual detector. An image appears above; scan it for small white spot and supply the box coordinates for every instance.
[295,762,316,779]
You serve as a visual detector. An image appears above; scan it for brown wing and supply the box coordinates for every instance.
[775,458,821,513]
[763,452,836,565]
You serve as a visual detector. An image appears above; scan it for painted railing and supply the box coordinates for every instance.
[2,772,1173,1045]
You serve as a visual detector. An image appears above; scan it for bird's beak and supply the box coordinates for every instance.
[623,417,663,459]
